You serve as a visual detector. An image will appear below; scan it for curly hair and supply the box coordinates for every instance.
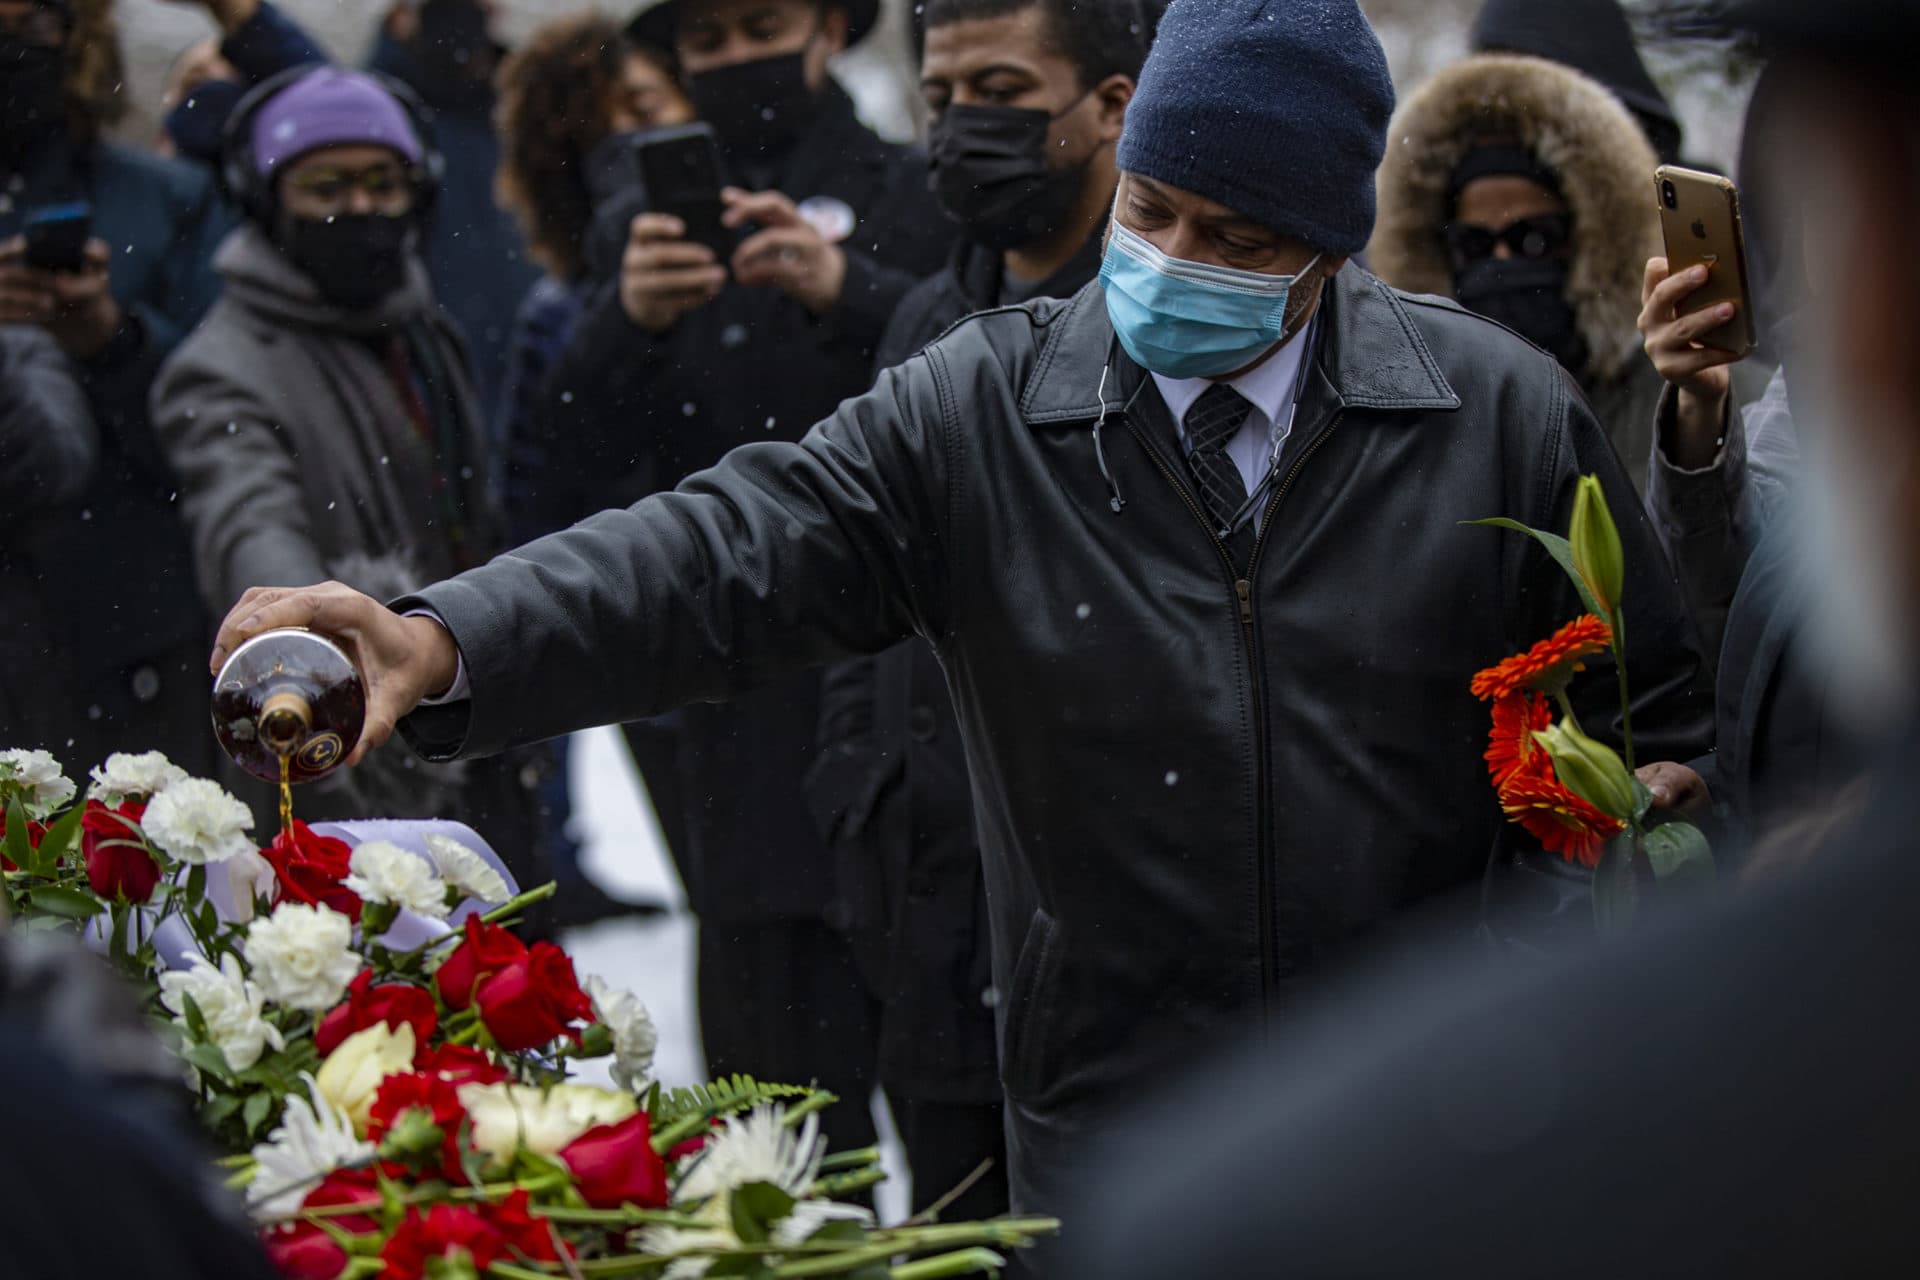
[62,0,129,141]
[495,13,633,280]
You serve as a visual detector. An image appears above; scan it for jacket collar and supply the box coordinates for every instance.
[1019,265,1462,427]
[214,223,438,336]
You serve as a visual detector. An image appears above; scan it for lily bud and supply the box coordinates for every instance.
[1569,474,1625,617]
[1534,719,1636,820]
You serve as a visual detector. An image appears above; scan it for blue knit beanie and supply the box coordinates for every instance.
[1116,0,1394,255]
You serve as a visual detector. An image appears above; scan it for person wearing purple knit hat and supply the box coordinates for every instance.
[151,65,543,895]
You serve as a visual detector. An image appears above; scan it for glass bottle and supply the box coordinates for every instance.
[211,628,367,785]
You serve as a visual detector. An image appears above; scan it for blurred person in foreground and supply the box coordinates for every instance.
[0,0,220,776]
[1063,4,1920,1273]
[205,0,1711,1228]
[151,68,540,890]
[491,12,692,927]
[1370,52,1665,491]
[529,0,950,1149]
[805,0,1151,1219]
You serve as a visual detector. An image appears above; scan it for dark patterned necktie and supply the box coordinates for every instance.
[1185,383,1254,538]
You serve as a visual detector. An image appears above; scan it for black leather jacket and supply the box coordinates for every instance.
[401,267,1713,1214]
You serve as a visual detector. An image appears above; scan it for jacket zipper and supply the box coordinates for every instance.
[1123,411,1344,1022]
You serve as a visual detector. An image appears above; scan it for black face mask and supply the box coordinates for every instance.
[0,41,67,165]
[927,102,1091,252]
[687,51,819,160]
[1454,256,1588,376]
[279,213,416,311]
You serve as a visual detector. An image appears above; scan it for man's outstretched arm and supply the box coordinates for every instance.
[210,355,958,765]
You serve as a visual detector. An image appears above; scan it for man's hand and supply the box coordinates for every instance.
[1635,760,1712,819]
[724,188,847,315]
[0,238,124,360]
[619,213,727,334]
[1638,256,1744,470]
[160,0,261,34]
[211,582,460,766]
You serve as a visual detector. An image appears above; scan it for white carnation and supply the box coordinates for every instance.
[248,1075,375,1218]
[243,903,362,1011]
[0,747,77,819]
[159,952,285,1073]
[88,750,189,806]
[143,777,255,865]
[424,833,511,905]
[457,1082,637,1159]
[585,975,658,1093]
[343,840,449,919]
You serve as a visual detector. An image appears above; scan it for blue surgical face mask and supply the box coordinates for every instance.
[1100,221,1319,379]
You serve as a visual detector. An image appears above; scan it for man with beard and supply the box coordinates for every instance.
[530,0,950,1154]
[1062,6,1920,1273]
[805,0,1151,1219]
[153,68,539,893]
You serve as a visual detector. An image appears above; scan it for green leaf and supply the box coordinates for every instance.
[4,805,31,874]
[1591,835,1636,936]
[34,803,87,872]
[243,1090,275,1138]
[202,1093,243,1130]
[180,991,210,1041]
[27,884,106,921]
[729,1181,796,1246]
[1631,778,1655,824]
[1466,518,1607,619]
[184,1039,236,1084]
[1644,821,1715,887]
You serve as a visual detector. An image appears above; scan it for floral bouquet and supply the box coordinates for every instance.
[1469,476,1714,932]
[0,748,1054,1279]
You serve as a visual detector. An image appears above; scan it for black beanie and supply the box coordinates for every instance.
[1115,0,1394,255]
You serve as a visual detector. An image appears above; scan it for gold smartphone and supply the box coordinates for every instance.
[1654,164,1757,355]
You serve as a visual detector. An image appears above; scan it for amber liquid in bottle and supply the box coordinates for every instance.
[212,629,367,829]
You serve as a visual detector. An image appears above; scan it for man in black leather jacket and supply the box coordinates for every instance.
[212,0,1712,1226]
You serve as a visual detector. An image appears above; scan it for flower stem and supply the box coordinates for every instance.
[888,1250,1008,1279]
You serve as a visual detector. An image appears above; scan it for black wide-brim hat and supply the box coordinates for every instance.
[626,0,881,55]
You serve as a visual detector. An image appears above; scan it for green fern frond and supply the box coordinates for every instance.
[649,1074,827,1154]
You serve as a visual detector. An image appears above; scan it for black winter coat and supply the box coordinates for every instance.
[807,233,1106,1101]
[399,267,1713,1214]
[529,84,950,922]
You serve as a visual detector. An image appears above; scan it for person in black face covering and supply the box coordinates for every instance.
[150,69,541,898]
[804,0,1150,1222]
[536,0,947,1170]
[1369,52,1667,492]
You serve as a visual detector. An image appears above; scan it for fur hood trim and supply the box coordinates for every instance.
[1369,54,1661,383]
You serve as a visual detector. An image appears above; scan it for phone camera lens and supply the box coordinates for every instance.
[1661,180,1678,210]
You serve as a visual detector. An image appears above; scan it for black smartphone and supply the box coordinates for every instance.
[633,123,731,255]
[22,202,93,273]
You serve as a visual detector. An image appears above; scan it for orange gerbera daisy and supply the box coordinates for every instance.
[1470,614,1613,703]
[1498,773,1626,868]
[1485,691,1554,787]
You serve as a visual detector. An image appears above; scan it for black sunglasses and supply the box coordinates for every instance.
[1444,213,1573,271]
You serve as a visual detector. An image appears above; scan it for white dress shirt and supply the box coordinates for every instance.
[1151,320,1314,517]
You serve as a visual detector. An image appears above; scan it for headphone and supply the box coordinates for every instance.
[219,64,446,227]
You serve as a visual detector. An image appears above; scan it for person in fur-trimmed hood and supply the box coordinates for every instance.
[1370,53,1664,491]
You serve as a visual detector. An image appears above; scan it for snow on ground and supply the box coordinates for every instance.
[558,727,910,1222]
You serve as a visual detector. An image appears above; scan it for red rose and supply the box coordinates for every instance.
[417,1043,510,1087]
[315,970,440,1057]
[81,798,161,903]
[368,1070,469,1182]
[472,941,596,1052]
[434,916,527,1010]
[560,1112,670,1209]
[263,821,363,922]
[381,1203,506,1280]
[262,1170,379,1280]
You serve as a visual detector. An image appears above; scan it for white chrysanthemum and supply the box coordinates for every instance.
[457,1082,638,1159]
[315,1022,417,1134]
[676,1104,827,1203]
[142,777,255,865]
[585,975,658,1093]
[342,841,448,919]
[243,903,362,1011]
[770,1199,873,1247]
[247,1075,375,1218]
[88,750,189,806]
[0,747,77,818]
[424,833,511,904]
[158,953,285,1073]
